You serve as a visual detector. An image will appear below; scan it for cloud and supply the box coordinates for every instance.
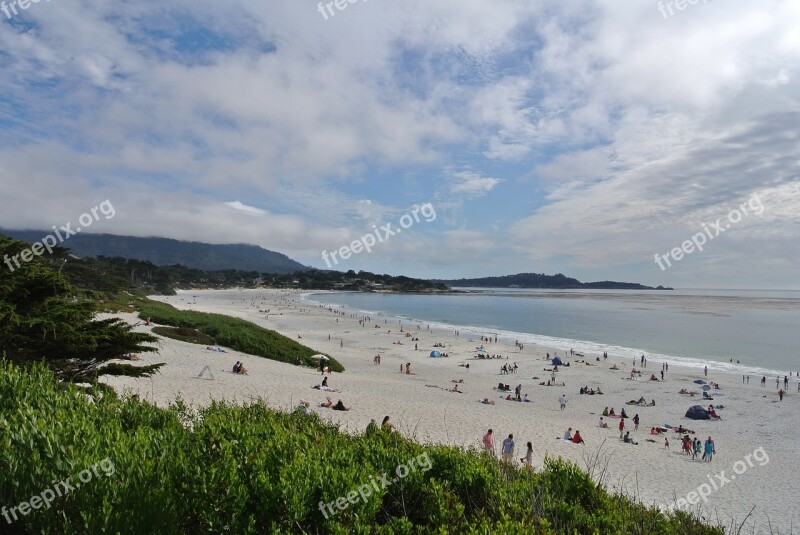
[224,201,266,215]
[448,171,503,197]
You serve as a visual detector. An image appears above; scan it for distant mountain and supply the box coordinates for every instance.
[0,231,309,274]
[436,272,672,290]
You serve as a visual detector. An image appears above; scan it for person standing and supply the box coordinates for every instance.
[779,389,784,401]
[482,429,495,457]
[619,418,625,439]
[633,414,640,431]
[559,394,568,411]
[702,436,715,462]
[704,365,708,377]
[501,434,515,463]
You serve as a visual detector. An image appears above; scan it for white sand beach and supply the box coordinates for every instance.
[105,289,800,531]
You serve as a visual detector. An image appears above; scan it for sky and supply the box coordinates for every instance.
[0,0,798,289]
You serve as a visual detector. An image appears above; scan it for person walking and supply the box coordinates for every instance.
[501,434,515,463]
[633,413,640,431]
[619,418,625,439]
[559,394,568,411]
[520,442,533,470]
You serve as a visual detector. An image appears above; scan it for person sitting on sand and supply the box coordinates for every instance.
[602,407,609,416]
[623,431,638,445]
[232,361,241,373]
[332,399,349,411]
[620,408,628,419]
[322,376,328,388]
[648,399,656,406]
[522,394,530,402]
[563,427,573,441]
[609,408,616,417]
[451,384,462,393]
[572,430,585,444]
[650,374,659,381]
[610,364,619,370]
[480,398,496,405]
[599,417,609,428]
[238,362,248,375]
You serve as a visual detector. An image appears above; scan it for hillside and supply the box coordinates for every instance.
[0,231,308,274]
[437,272,672,290]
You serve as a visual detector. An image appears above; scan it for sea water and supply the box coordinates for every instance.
[305,288,800,376]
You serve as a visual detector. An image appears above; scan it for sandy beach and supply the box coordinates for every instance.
[105,289,800,531]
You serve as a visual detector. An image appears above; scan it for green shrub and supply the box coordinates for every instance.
[0,361,721,534]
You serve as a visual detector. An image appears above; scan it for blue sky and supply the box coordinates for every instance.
[1,0,798,288]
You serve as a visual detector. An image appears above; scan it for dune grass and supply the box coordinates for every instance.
[137,299,343,372]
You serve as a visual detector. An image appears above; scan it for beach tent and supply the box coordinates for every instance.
[552,357,564,366]
[685,405,711,420]
[430,351,441,358]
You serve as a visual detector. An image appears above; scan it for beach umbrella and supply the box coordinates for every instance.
[701,385,711,392]
[311,354,329,360]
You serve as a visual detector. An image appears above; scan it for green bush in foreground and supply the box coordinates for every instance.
[138,299,344,372]
[0,361,721,534]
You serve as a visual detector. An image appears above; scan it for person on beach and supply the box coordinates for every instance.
[521,442,533,470]
[664,437,669,449]
[693,438,701,460]
[501,434,515,462]
[483,429,495,456]
[702,436,715,462]
[619,418,625,439]
[559,394,568,410]
[382,416,395,430]
[633,414,640,431]
[602,407,609,416]
[563,427,573,441]
[599,417,609,428]
[572,430,585,444]
[779,389,784,401]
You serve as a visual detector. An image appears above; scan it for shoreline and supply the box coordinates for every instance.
[300,290,793,378]
[106,288,800,530]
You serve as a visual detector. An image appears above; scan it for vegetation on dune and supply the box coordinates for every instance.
[0,236,162,382]
[138,299,344,372]
[0,361,721,534]
[151,326,215,345]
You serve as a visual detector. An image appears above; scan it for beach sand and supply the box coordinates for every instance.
[105,289,800,530]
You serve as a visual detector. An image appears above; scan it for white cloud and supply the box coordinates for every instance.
[448,171,503,197]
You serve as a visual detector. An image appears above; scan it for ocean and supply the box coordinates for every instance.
[303,288,800,376]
